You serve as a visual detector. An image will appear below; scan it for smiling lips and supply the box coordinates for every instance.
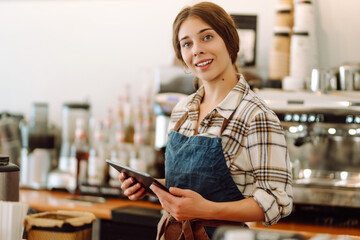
[195,59,213,67]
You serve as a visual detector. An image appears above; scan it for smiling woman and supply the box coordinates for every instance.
[178,17,234,86]
[119,2,293,240]
[173,2,240,87]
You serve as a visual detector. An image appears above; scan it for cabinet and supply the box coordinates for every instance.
[100,206,162,240]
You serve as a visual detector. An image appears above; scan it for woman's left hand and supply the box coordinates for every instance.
[150,184,213,221]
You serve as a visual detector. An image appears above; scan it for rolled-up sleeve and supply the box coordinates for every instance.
[246,112,293,226]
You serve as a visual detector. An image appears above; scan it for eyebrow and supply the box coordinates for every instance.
[179,27,213,42]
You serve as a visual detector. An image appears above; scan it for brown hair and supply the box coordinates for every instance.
[172,2,240,72]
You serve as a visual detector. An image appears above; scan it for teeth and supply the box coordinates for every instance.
[196,59,212,67]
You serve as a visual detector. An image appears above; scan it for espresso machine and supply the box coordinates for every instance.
[257,89,360,226]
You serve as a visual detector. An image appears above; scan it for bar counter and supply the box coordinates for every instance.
[20,189,360,239]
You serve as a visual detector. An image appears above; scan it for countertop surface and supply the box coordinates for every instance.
[20,189,360,239]
[20,188,162,219]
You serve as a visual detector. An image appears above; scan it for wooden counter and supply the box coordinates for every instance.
[20,188,162,220]
[20,189,360,239]
[248,222,360,239]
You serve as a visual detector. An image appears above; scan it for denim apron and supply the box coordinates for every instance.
[156,111,245,240]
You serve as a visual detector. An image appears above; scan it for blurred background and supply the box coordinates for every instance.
[0,0,359,124]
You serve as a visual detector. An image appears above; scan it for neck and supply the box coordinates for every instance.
[201,71,238,106]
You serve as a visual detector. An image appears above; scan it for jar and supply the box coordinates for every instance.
[0,154,19,201]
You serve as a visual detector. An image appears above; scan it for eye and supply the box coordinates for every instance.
[182,42,191,48]
[204,34,213,41]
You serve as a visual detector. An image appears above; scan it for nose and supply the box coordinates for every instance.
[192,42,204,56]
[194,50,204,57]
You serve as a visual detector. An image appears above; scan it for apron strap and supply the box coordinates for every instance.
[173,111,189,132]
[219,110,236,137]
[174,110,236,137]
[157,211,245,240]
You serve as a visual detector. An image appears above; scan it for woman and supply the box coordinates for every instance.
[120,2,293,239]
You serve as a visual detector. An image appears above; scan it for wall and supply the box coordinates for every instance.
[0,0,359,126]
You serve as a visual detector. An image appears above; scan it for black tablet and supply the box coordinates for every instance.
[106,159,169,196]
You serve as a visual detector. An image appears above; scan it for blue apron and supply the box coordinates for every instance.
[161,111,245,239]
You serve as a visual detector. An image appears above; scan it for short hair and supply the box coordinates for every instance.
[172,2,239,68]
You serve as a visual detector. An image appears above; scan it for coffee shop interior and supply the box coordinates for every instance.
[1,0,360,239]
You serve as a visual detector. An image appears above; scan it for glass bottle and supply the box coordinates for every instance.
[108,119,129,187]
[103,107,113,145]
[59,103,90,174]
[69,118,89,193]
[88,120,108,186]
[129,118,147,173]
[123,84,135,144]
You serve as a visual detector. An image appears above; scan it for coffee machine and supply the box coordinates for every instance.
[47,102,90,192]
[20,103,57,189]
[256,89,360,210]
[0,112,23,166]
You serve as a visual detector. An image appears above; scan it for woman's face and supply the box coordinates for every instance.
[178,16,233,83]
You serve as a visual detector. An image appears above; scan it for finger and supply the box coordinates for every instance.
[124,182,142,196]
[119,172,127,182]
[150,184,165,197]
[120,177,135,190]
[169,187,189,197]
[150,184,176,208]
[153,192,170,212]
[128,186,146,200]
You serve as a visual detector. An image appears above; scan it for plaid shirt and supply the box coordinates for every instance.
[167,75,293,226]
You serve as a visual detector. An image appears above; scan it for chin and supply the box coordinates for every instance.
[196,71,217,82]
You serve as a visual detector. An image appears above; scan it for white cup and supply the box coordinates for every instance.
[0,201,28,240]
[282,76,304,91]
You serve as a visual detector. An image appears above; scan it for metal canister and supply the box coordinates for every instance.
[339,63,360,91]
[0,154,19,201]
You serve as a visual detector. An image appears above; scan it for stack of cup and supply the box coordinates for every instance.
[288,0,318,90]
[268,0,294,88]
[268,26,291,83]
[274,3,294,27]
[0,201,28,240]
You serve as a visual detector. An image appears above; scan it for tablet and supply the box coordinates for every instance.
[106,159,169,196]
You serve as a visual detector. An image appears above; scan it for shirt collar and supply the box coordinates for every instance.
[185,74,250,119]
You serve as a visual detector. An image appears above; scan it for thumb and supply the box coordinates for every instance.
[169,187,193,197]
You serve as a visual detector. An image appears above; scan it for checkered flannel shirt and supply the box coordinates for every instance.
[167,75,293,226]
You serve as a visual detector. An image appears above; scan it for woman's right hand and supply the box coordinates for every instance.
[119,172,146,200]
